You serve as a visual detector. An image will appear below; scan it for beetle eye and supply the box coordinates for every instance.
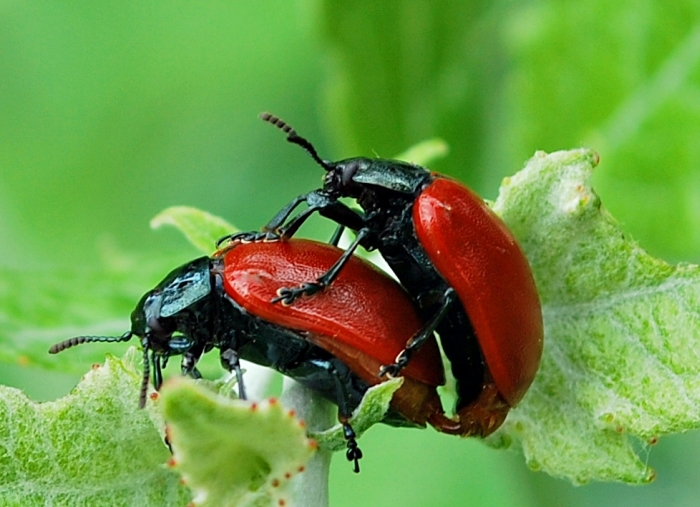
[145,317,175,354]
[147,316,167,337]
[341,161,359,185]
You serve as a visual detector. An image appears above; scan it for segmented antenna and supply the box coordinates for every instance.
[49,331,133,354]
[259,112,332,171]
[139,338,150,408]
[48,330,154,409]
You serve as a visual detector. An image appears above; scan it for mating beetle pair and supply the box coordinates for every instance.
[52,238,456,472]
[222,113,543,433]
[50,114,543,472]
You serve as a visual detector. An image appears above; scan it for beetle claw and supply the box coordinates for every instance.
[379,363,401,378]
[271,288,297,305]
[262,231,281,242]
[379,349,411,378]
[346,441,363,473]
[342,423,362,473]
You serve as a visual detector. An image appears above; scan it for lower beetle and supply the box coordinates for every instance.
[219,114,543,437]
[50,237,471,472]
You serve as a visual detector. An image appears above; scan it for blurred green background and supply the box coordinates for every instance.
[2,1,700,505]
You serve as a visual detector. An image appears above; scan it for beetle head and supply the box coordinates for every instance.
[320,158,367,197]
[49,256,214,408]
[260,112,427,197]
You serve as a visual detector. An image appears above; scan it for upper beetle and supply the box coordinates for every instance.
[50,237,473,472]
[220,113,543,437]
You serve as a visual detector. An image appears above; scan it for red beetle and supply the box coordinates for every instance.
[50,238,469,472]
[220,114,544,436]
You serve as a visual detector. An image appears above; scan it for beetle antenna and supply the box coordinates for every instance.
[49,331,133,354]
[139,338,151,408]
[259,112,333,171]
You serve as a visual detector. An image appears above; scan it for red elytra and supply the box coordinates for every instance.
[221,240,443,385]
[413,177,543,407]
[219,239,459,429]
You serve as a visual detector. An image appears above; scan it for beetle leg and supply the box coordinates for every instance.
[267,190,366,240]
[379,288,457,378]
[221,348,247,400]
[341,418,363,474]
[272,228,371,305]
[219,190,350,248]
[313,227,370,286]
[216,230,279,249]
[262,192,314,233]
[275,205,324,239]
[315,197,366,233]
[180,350,201,377]
[307,359,363,473]
[328,225,345,246]
[152,353,164,391]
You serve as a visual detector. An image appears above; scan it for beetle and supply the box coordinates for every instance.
[219,113,543,437]
[50,237,473,472]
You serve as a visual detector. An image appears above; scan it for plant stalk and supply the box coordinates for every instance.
[280,378,334,507]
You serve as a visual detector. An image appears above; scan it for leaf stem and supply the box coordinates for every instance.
[280,378,334,507]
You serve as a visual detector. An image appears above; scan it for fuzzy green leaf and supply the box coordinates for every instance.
[161,378,316,507]
[489,149,700,484]
[0,348,189,506]
[11,144,700,496]
[150,206,238,255]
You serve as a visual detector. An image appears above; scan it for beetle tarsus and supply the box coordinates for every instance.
[379,349,412,378]
[272,282,324,305]
[342,423,363,473]
[221,348,247,400]
[379,363,401,378]
[216,231,280,249]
